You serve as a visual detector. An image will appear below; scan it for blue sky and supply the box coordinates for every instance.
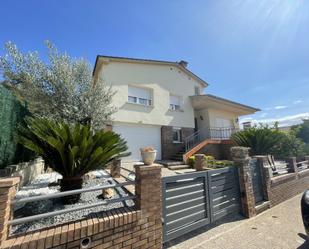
[1,0,309,126]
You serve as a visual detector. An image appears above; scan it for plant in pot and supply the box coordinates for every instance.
[140,147,157,165]
[19,117,130,204]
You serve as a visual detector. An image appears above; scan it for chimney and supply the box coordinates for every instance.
[178,60,188,68]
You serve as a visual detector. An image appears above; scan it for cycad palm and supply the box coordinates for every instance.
[19,117,130,202]
[231,126,284,155]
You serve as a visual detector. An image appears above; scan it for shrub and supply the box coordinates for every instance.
[231,124,285,155]
[232,124,306,159]
[19,117,130,203]
[0,84,33,168]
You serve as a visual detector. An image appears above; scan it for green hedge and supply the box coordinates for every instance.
[0,84,32,168]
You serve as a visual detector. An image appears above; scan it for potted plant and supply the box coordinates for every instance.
[140,147,157,165]
[19,117,130,204]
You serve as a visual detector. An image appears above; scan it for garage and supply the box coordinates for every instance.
[112,122,162,162]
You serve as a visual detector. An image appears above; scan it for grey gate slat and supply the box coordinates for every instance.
[208,167,241,222]
[166,210,206,231]
[162,171,210,242]
[213,192,240,206]
[166,177,204,190]
[212,203,240,221]
[210,177,237,187]
[167,196,206,214]
[166,202,206,223]
[166,189,205,206]
[165,218,210,242]
[166,182,205,198]
[162,166,241,243]
[210,181,237,193]
[212,187,240,199]
[213,198,239,212]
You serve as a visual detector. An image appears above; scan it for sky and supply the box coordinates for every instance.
[1,0,309,127]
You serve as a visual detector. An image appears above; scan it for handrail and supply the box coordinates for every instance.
[8,195,136,226]
[185,130,201,151]
[11,181,135,205]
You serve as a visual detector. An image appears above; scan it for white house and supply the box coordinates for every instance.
[93,56,260,162]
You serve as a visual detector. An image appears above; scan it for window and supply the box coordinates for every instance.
[128,86,152,106]
[169,95,182,111]
[194,86,200,95]
[173,128,182,142]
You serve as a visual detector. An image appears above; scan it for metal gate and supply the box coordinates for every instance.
[249,158,264,204]
[162,167,240,242]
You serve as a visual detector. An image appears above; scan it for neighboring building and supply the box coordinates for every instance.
[93,56,260,162]
[242,121,252,130]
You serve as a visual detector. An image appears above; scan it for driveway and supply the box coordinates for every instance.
[167,194,308,249]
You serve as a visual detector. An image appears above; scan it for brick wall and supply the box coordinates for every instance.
[251,156,309,208]
[161,126,194,160]
[196,143,233,160]
[268,170,309,207]
[0,165,163,249]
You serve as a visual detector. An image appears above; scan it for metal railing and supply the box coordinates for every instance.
[185,127,239,152]
[297,160,309,172]
[9,180,136,226]
[184,130,201,151]
[209,127,239,140]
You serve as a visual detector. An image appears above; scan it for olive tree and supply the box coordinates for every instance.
[0,41,115,130]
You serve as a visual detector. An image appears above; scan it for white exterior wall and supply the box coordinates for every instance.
[195,108,239,135]
[97,61,205,128]
[208,108,239,128]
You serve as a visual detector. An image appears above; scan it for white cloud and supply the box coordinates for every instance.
[259,113,268,118]
[240,112,309,127]
[274,105,287,110]
[293,100,303,104]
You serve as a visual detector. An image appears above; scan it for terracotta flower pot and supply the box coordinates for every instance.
[141,150,157,165]
[60,176,83,204]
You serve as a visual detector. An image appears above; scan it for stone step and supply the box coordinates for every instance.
[168,165,191,170]
[157,160,184,166]
[171,158,184,162]
[255,201,270,214]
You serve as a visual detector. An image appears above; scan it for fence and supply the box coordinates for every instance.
[0,165,163,249]
[0,84,32,169]
[161,166,240,242]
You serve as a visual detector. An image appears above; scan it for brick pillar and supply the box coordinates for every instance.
[231,147,256,218]
[134,164,162,248]
[110,159,121,178]
[194,154,206,171]
[253,156,272,201]
[0,177,20,245]
[287,157,298,173]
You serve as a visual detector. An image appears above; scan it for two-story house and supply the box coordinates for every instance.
[93,56,259,162]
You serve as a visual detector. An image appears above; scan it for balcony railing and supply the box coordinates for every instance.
[209,127,239,140]
[185,127,238,152]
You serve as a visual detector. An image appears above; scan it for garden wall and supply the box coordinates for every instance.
[0,165,163,249]
[0,158,44,187]
[268,169,309,207]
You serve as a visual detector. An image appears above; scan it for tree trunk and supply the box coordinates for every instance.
[60,176,83,204]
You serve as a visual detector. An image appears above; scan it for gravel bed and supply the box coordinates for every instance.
[11,173,134,235]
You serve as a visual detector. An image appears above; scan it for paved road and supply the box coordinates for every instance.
[167,194,308,249]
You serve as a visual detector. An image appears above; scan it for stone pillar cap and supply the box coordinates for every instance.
[0,177,20,187]
[134,164,162,171]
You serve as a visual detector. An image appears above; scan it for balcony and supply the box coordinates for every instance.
[185,127,238,152]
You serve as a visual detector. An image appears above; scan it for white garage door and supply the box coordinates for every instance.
[113,123,162,162]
